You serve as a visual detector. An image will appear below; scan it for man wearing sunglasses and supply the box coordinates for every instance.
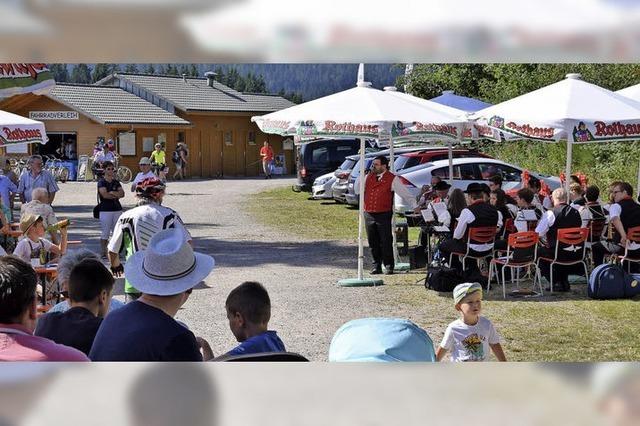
[592,182,640,271]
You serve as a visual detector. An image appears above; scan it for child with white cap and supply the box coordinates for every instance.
[436,282,506,362]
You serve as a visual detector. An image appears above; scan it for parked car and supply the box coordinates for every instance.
[312,171,337,200]
[393,157,562,213]
[294,138,374,192]
[394,148,492,172]
[332,155,360,203]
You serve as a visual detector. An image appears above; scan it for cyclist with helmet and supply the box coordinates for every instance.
[107,177,192,302]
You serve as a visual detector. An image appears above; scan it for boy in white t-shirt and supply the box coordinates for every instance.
[13,214,68,266]
[436,282,506,362]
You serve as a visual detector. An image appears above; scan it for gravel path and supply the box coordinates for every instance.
[56,178,426,361]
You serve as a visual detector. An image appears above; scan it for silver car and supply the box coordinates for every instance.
[393,157,561,213]
[312,171,337,200]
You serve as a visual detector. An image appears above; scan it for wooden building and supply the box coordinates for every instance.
[97,73,294,177]
[0,73,294,178]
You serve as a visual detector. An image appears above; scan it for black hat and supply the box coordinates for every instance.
[465,182,490,194]
[433,181,451,191]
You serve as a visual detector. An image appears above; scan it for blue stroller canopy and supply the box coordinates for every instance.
[329,318,436,362]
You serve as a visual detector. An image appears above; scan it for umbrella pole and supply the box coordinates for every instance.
[637,156,640,199]
[337,137,383,287]
[390,137,398,263]
[357,137,366,281]
[389,137,409,272]
[448,138,454,185]
[565,135,573,194]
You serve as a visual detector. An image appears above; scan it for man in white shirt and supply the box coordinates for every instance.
[592,182,640,271]
[439,183,501,270]
[130,157,156,192]
[109,177,192,302]
[354,155,416,275]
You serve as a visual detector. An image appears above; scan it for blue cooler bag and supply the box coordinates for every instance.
[589,263,640,299]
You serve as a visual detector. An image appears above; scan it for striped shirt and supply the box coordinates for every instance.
[17,170,59,202]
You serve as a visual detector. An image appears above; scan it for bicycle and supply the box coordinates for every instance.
[113,154,132,183]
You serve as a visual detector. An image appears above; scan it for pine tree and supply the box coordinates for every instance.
[124,64,139,73]
[49,64,69,82]
[157,64,166,75]
[144,64,155,74]
[189,64,199,77]
[70,64,91,84]
[91,63,114,83]
[166,64,178,76]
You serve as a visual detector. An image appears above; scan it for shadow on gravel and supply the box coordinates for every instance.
[191,237,356,270]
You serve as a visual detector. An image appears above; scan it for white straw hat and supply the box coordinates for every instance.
[124,228,214,296]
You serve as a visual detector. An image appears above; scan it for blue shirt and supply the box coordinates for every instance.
[17,170,59,202]
[89,301,202,361]
[227,330,286,356]
[0,175,17,210]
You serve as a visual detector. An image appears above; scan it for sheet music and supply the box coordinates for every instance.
[433,225,450,233]
[519,209,538,221]
[431,202,448,219]
[421,208,435,222]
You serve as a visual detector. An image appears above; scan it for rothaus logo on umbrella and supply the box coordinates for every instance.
[0,63,50,80]
[1,127,44,145]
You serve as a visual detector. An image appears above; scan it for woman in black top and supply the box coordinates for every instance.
[490,188,517,238]
[447,188,467,232]
[97,161,124,259]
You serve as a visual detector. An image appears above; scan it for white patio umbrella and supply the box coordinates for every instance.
[0,64,55,99]
[615,83,640,197]
[252,72,464,285]
[0,109,48,146]
[470,73,640,192]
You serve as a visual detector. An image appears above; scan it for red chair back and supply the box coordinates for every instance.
[507,231,539,249]
[503,218,516,236]
[588,219,606,243]
[507,231,539,263]
[553,227,589,261]
[557,227,589,246]
[627,226,640,244]
[468,226,498,244]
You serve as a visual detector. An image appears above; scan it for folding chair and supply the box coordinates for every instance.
[501,217,516,239]
[536,227,589,293]
[488,231,542,298]
[585,218,607,271]
[617,225,640,272]
[449,226,498,271]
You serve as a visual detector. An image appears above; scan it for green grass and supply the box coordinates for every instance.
[384,272,640,361]
[247,186,420,241]
[248,186,640,361]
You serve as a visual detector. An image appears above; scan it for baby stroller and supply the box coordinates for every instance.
[329,318,436,362]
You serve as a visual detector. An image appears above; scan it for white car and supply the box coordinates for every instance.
[312,171,337,200]
[394,157,561,213]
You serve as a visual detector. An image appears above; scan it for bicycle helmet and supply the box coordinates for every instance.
[136,177,166,198]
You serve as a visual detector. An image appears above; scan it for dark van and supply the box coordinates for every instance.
[294,138,366,192]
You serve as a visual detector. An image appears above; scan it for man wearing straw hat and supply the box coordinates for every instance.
[90,228,215,361]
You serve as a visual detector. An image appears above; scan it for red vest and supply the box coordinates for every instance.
[364,172,395,213]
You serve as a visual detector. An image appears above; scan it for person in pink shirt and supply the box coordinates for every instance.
[0,256,88,362]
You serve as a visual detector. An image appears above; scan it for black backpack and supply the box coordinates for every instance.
[425,265,464,292]
[171,150,180,163]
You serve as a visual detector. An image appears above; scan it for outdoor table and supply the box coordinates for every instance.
[34,264,58,305]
